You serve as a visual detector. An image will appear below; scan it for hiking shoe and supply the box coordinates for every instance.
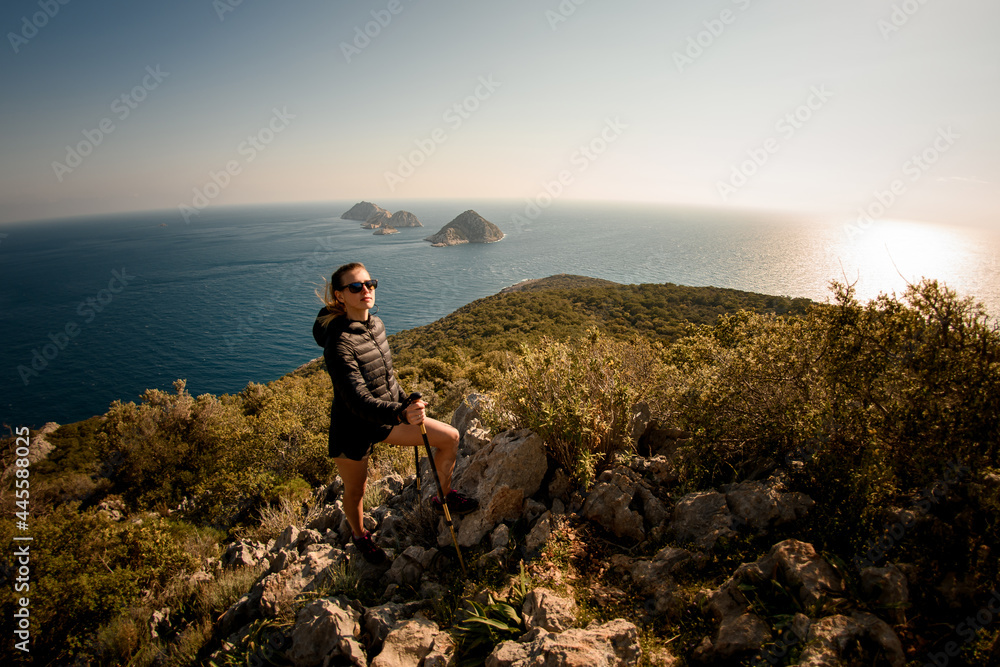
[352,530,386,564]
[432,490,479,516]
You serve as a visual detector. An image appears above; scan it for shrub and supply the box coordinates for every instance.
[486,330,664,486]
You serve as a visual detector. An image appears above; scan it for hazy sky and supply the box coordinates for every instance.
[1,0,997,227]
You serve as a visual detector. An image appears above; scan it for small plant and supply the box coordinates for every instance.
[451,593,525,667]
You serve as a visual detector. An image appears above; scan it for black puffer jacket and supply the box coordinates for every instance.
[312,308,405,458]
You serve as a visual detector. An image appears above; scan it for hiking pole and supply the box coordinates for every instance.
[406,392,467,576]
[401,393,421,494]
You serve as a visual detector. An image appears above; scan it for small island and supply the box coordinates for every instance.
[373,226,399,235]
[424,210,504,247]
[341,202,423,232]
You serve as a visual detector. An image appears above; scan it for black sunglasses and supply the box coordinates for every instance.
[340,279,378,293]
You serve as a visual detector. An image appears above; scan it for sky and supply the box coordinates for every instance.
[0,0,998,228]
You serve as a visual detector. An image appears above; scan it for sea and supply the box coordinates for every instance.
[2,200,998,429]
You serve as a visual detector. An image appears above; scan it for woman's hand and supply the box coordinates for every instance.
[403,399,426,425]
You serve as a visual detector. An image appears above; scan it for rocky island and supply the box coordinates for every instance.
[341,202,423,232]
[424,209,504,247]
[340,201,388,222]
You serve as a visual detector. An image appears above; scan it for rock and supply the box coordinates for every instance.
[522,587,577,633]
[491,524,510,550]
[453,429,548,547]
[629,402,651,444]
[425,210,504,246]
[582,468,646,541]
[250,545,348,618]
[371,616,442,667]
[548,468,572,501]
[723,479,814,534]
[28,422,58,462]
[670,491,735,549]
[149,607,170,641]
[487,618,641,666]
[385,546,438,588]
[287,597,364,667]
[614,547,690,617]
[712,613,771,659]
[861,565,909,624]
[341,201,389,221]
[526,512,552,552]
[391,210,422,227]
[363,601,428,656]
[797,612,904,667]
[363,210,392,229]
[307,502,345,534]
[762,539,845,607]
[423,631,456,666]
[272,525,300,553]
[452,393,489,441]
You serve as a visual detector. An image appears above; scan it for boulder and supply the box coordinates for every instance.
[582,468,646,541]
[723,479,814,534]
[861,565,909,624]
[370,616,442,667]
[363,601,429,656]
[712,613,771,660]
[223,540,267,569]
[612,546,690,617]
[453,429,548,547]
[487,618,641,666]
[670,491,734,549]
[287,597,364,667]
[385,546,439,588]
[797,612,904,667]
[526,512,552,552]
[522,587,577,633]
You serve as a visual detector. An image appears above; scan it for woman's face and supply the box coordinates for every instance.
[336,267,374,319]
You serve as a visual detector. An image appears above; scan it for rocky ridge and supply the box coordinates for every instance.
[195,393,915,666]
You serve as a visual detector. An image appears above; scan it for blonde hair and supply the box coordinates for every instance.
[316,262,367,327]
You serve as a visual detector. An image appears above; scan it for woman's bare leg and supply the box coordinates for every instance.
[334,455,369,537]
[385,418,460,494]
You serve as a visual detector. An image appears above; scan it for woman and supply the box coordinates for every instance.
[312,262,477,563]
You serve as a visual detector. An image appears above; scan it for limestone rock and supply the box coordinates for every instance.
[582,468,646,542]
[223,540,266,569]
[288,597,363,667]
[712,613,771,659]
[526,511,552,552]
[487,618,641,666]
[671,491,734,549]
[861,565,909,624]
[371,616,442,667]
[797,612,904,667]
[522,587,577,633]
[723,479,814,534]
[453,429,547,547]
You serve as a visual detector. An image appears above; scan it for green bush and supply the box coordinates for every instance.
[486,330,664,486]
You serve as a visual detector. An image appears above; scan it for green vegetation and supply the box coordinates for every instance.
[1,274,997,664]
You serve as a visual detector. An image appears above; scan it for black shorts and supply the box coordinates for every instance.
[329,422,394,461]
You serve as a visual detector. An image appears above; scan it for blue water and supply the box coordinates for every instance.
[2,200,998,428]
